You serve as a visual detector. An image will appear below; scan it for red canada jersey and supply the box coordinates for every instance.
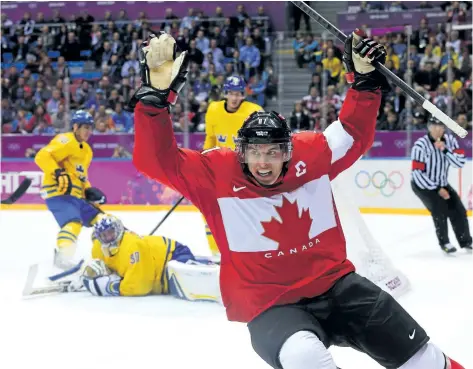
[133,89,381,323]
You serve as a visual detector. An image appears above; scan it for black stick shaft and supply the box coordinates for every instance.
[291,1,424,106]
[148,195,185,235]
[290,1,468,138]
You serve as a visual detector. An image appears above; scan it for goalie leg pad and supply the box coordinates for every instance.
[166,260,221,303]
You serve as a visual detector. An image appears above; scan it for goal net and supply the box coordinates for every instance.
[331,165,411,298]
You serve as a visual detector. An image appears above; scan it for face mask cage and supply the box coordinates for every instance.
[235,142,293,164]
[94,218,124,257]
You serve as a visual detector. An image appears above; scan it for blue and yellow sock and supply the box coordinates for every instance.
[57,221,82,256]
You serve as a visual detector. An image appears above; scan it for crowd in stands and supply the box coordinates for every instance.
[1,5,277,134]
[289,1,472,133]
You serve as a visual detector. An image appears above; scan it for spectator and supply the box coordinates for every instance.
[121,51,139,78]
[109,102,133,133]
[392,33,407,57]
[195,29,210,53]
[322,48,342,85]
[34,79,52,104]
[453,88,472,116]
[239,37,260,79]
[207,39,224,71]
[46,89,62,115]
[51,103,70,131]
[26,105,52,133]
[302,86,321,120]
[15,86,35,113]
[456,113,471,131]
[86,89,107,109]
[414,62,440,92]
[12,35,29,62]
[289,101,311,132]
[246,74,266,107]
[1,98,16,132]
[60,32,81,62]
[420,45,441,70]
[187,39,204,65]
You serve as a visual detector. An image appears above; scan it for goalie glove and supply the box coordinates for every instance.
[82,259,112,278]
[128,32,190,110]
[343,29,390,93]
[83,274,122,296]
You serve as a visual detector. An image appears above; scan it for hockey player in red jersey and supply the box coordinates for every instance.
[130,31,464,369]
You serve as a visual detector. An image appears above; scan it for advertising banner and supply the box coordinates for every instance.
[337,10,472,31]
[1,133,206,158]
[1,160,189,206]
[1,159,471,211]
[346,159,472,211]
[1,1,286,30]
[3,132,471,159]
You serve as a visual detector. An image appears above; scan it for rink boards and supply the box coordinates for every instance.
[1,159,472,215]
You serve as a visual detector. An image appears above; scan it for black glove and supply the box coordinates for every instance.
[128,32,190,111]
[85,187,107,204]
[343,29,390,93]
[54,169,72,195]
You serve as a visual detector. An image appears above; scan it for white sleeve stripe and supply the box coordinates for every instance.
[322,120,355,164]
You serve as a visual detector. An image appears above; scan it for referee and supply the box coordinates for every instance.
[411,117,472,254]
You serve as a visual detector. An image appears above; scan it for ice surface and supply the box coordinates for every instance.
[0,210,471,369]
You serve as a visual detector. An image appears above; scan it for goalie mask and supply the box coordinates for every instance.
[93,214,125,257]
[235,111,293,187]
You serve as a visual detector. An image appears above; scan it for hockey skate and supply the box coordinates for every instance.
[440,243,457,254]
[54,248,81,270]
[460,244,472,253]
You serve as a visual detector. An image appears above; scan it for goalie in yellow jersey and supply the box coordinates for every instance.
[78,214,221,302]
[203,75,262,257]
[34,110,106,270]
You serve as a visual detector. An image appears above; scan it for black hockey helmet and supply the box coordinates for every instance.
[236,111,292,145]
[235,111,293,185]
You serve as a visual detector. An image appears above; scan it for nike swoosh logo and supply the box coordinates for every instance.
[233,186,246,192]
[409,329,416,339]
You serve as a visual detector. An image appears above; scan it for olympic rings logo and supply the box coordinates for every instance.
[355,171,404,197]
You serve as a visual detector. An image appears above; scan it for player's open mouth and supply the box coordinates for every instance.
[257,170,272,177]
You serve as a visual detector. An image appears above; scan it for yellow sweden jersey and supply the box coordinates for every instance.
[91,232,176,296]
[203,100,262,150]
[35,132,93,199]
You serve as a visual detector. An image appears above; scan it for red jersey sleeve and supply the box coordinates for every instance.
[132,102,226,209]
[322,89,381,180]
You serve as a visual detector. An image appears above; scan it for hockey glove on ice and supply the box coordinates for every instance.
[83,274,122,296]
[85,187,107,204]
[128,32,189,110]
[343,29,390,93]
[54,168,72,195]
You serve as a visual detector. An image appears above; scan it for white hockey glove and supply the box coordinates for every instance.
[343,29,389,92]
[83,274,122,296]
[128,32,189,110]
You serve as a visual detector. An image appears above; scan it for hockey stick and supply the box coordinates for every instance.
[148,195,185,235]
[1,178,32,205]
[22,264,76,296]
[290,1,468,139]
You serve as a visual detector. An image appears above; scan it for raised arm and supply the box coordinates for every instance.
[444,134,466,169]
[324,29,388,180]
[129,32,223,206]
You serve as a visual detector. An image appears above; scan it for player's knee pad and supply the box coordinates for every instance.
[398,342,461,369]
[166,260,221,303]
[57,221,82,252]
[279,331,337,369]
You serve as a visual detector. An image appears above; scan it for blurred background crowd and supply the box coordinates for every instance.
[1,1,471,136]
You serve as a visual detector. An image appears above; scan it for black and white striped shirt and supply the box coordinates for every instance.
[411,133,466,190]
